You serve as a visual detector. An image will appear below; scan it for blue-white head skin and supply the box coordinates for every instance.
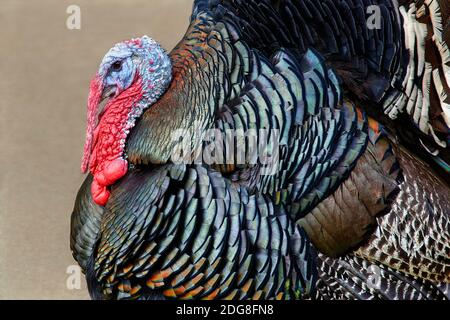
[96,35,172,108]
[82,35,172,206]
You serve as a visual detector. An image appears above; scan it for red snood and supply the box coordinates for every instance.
[82,74,144,206]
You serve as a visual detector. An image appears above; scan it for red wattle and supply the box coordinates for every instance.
[104,158,129,183]
[94,158,128,186]
[91,159,128,206]
[91,179,111,207]
[83,75,144,206]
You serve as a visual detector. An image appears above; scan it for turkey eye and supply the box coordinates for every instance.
[111,61,122,72]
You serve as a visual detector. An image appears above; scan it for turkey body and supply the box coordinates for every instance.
[71,0,450,300]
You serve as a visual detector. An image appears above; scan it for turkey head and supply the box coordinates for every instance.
[81,36,172,206]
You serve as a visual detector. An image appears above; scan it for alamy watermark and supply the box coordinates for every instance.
[64,4,382,32]
[171,125,281,176]
[66,265,82,290]
[367,265,382,290]
[66,5,81,30]
[366,5,382,30]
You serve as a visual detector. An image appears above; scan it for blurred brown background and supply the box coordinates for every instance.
[0,0,192,299]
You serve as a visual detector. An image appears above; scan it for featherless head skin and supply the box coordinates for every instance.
[82,36,172,206]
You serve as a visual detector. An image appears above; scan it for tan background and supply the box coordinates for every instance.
[0,0,192,299]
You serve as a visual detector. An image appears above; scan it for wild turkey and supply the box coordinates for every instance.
[71,0,450,300]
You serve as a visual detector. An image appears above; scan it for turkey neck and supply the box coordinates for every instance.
[126,15,218,165]
[126,58,214,165]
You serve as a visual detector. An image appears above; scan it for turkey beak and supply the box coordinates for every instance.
[97,85,117,119]
[101,85,117,101]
